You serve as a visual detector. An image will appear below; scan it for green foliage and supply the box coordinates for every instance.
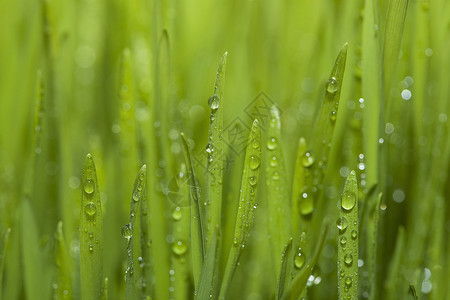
[0,0,449,299]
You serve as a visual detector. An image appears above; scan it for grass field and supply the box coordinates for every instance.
[0,0,449,299]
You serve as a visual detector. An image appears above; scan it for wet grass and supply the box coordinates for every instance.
[1,0,450,299]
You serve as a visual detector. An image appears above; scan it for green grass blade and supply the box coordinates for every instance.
[195,226,219,300]
[276,238,293,300]
[0,228,11,300]
[367,193,382,300]
[281,219,329,300]
[123,164,147,300]
[80,154,103,299]
[170,163,191,300]
[337,170,358,300]
[218,119,261,300]
[408,283,418,300]
[304,43,348,217]
[291,137,307,234]
[54,221,73,300]
[21,198,50,299]
[139,188,151,298]
[382,0,409,103]
[205,52,227,247]
[101,278,108,300]
[266,106,291,274]
[180,132,204,286]
[385,226,405,299]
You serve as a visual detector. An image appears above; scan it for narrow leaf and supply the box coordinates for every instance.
[276,238,293,300]
[54,221,73,300]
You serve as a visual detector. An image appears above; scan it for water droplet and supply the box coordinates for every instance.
[233,237,238,246]
[208,94,220,110]
[302,152,314,167]
[84,178,94,194]
[351,230,357,240]
[172,207,182,221]
[172,240,187,255]
[336,217,348,231]
[340,236,347,246]
[330,111,337,121]
[344,253,353,266]
[294,249,305,269]
[341,190,356,211]
[345,276,352,287]
[339,269,345,278]
[248,176,257,186]
[251,139,259,149]
[205,143,214,154]
[269,156,278,167]
[89,232,93,239]
[272,171,280,180]
[89,244,93,253]
[132,192,140,202]
[299,192,314,215]
[84,203,97,216]
[249,155,260,170]
[121,224,132,240]
[326,77,338,94]
[267,137,277,150]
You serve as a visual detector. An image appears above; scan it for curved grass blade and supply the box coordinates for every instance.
[205,51,227,247]
[367,192,382,300]
[302,43,348,217]
[54,221,73,300]
[266,106,291,274]
[408,283,418,300]
[281,219,329,300]
[0,228,11,300]
[276,238,293,300]
[181,132,204,286]
[385,226,405,299]
[337,171,358,300]
[218,120,261,300]
[170,163,191,300]
[123,164,147,300]
[80,154,103,299]
[195,226,219,300]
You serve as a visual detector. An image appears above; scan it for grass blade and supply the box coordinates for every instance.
[205,52,227,247]
[139,188,151,298]
[54,221,73,300]
[180,132,204,287]
[101,278,108,300]
[0,228,11,300]
[291,137,307,235]
[266,106,291,274]
[276,238,293,300]
[123,164,147,300]
[170,163,191,300]
[80,154,103,299]
[281,219,329,300]
[218,120,261,300]
[385,226,405,299]
[195,226,219,300]
[337,171,358,300]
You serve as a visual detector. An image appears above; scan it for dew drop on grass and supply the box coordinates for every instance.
[84,178,94,194]
[351,230,357,240]
[340,236,347,247]
[172,240,187,255]
[336,217,348,231]
[345,276,352,287]
[294,249,305,269]
[248,176,257,186]
[344,253,353,266]
[249,155,261,170]
[251,139,260,149]
[326,77,338,94]
[205,143,214,154]
[299,192,314,215]
[208,94,220,110]
[272,171,280,180]
[341,190,356,211]
[121,224,132,240]
[89,244,93,253]
[269,156,278,167]
[84,202,97,216]
[172,207,182,220]
[267,137,277,150]
[302,152,314,167]
[132,192,140,202]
